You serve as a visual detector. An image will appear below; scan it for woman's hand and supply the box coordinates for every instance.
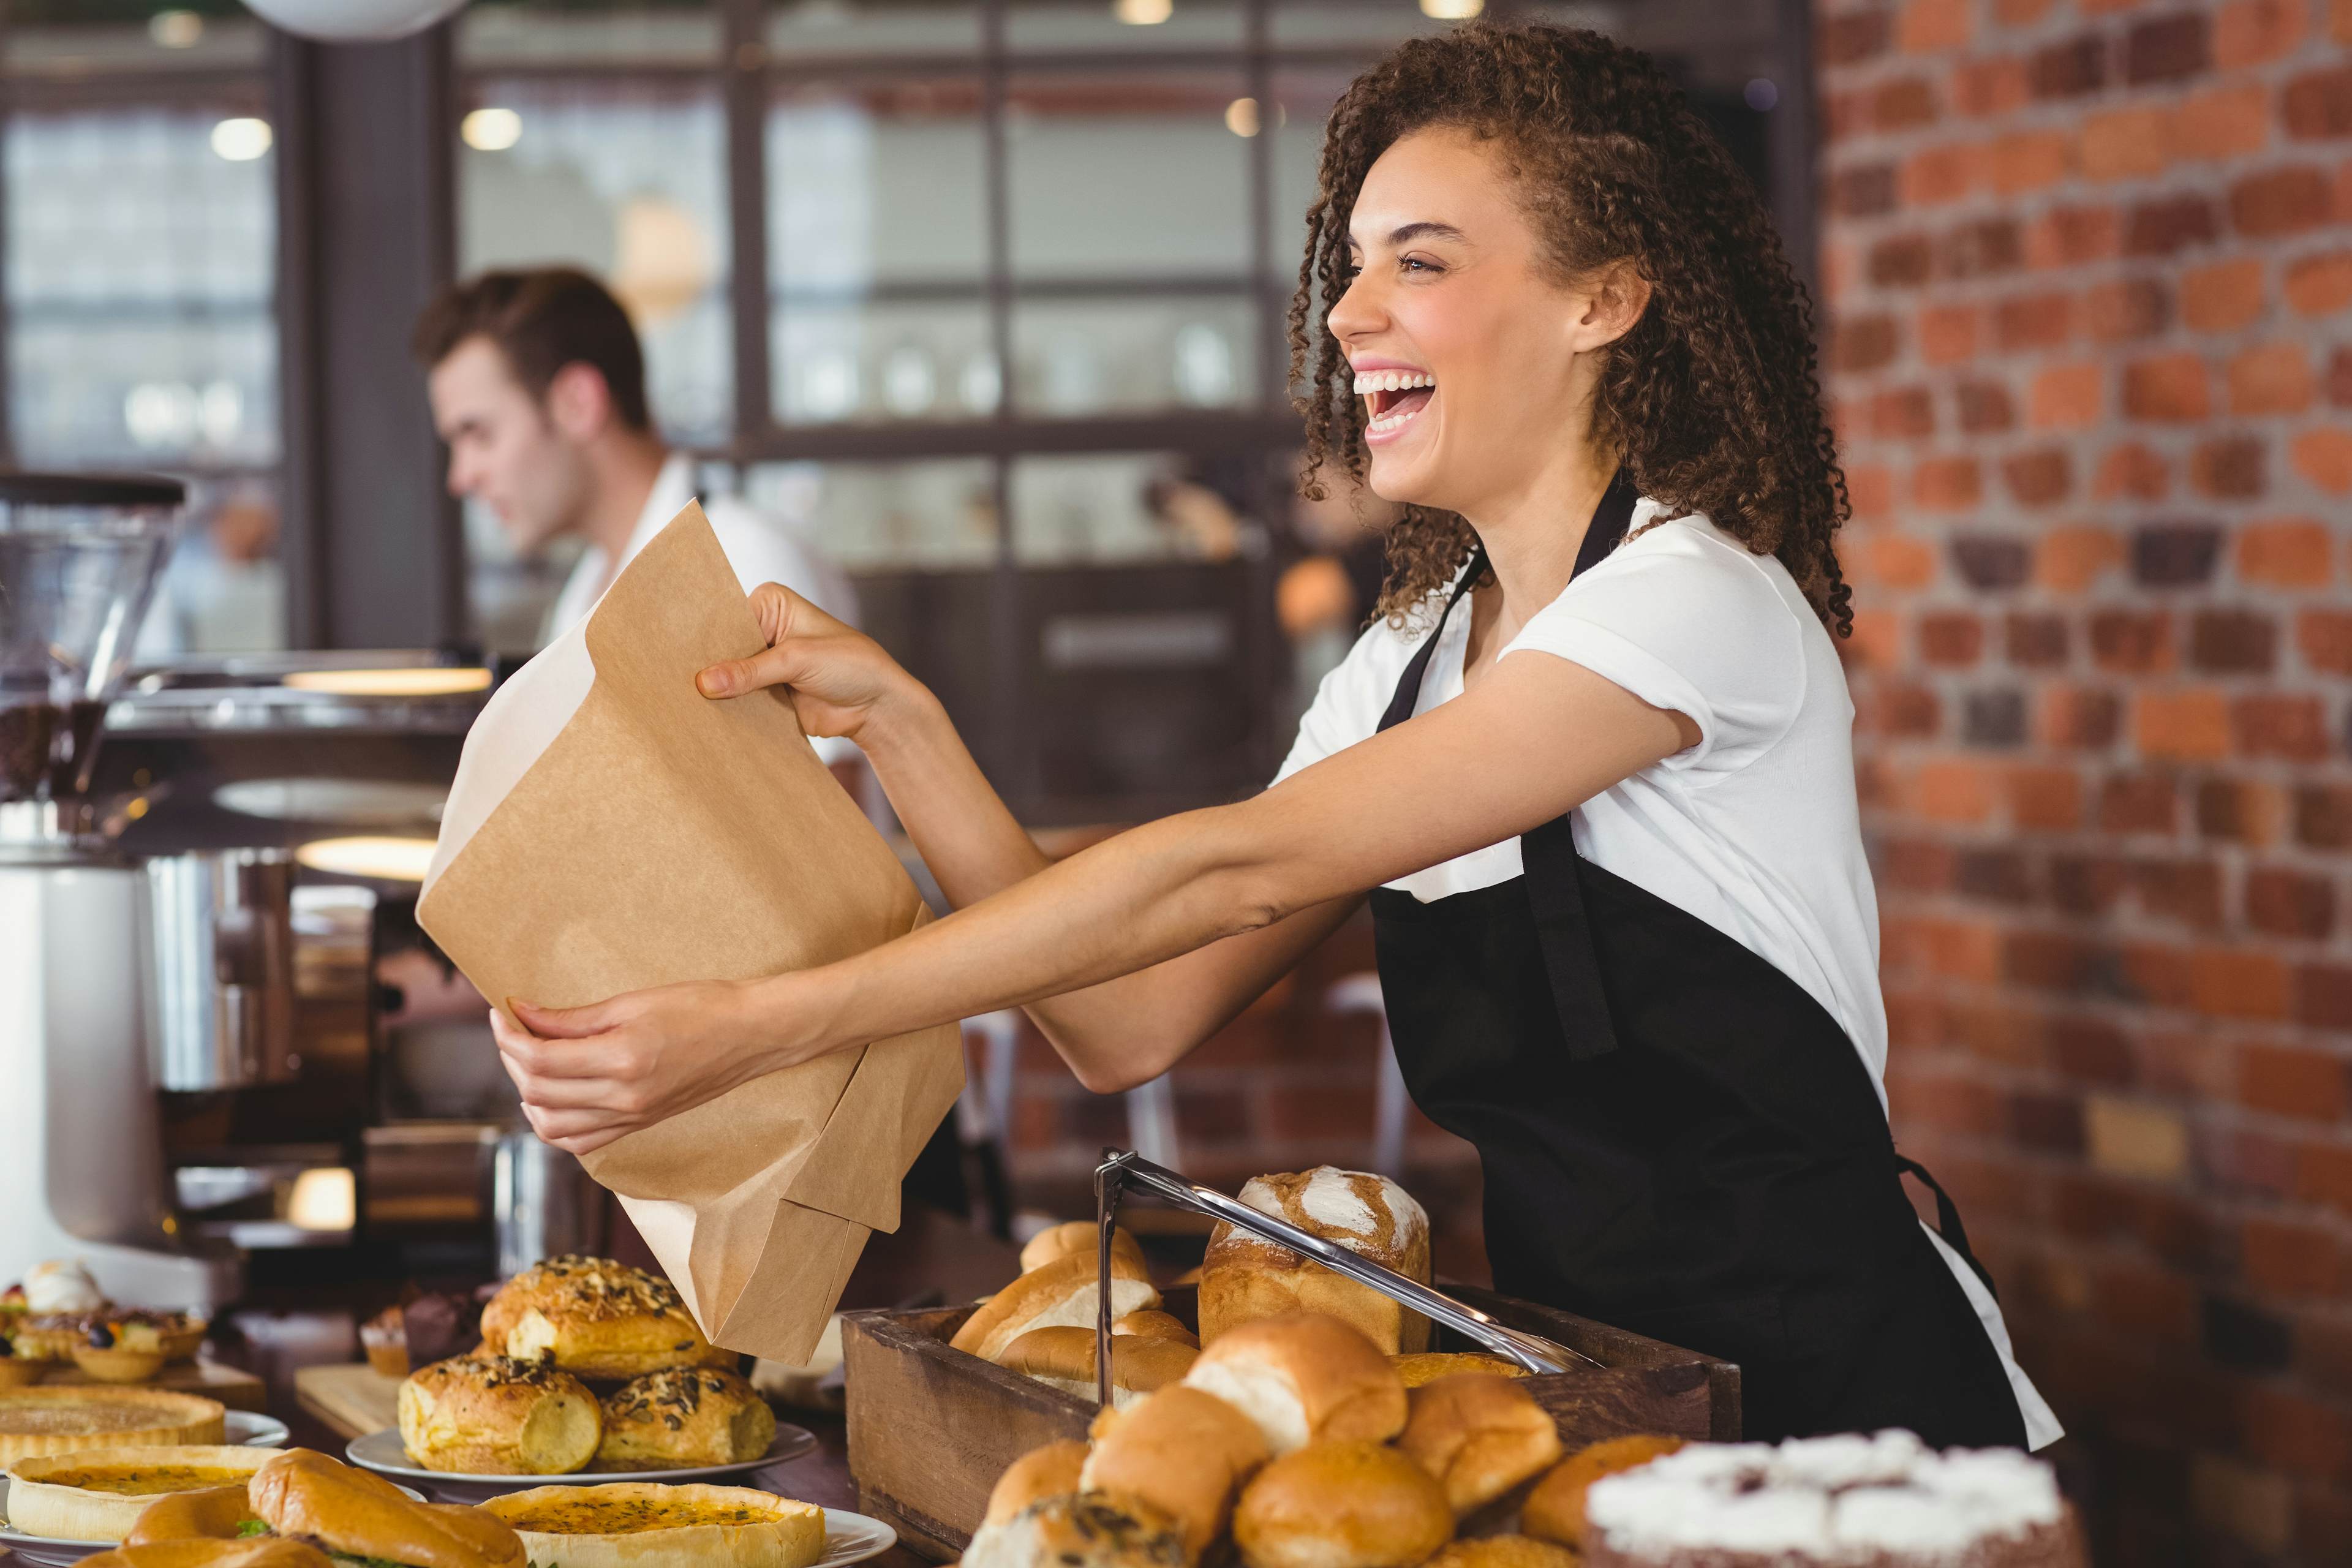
[696,582,920,745]
[490,981,783,1156]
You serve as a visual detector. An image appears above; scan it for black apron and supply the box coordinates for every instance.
[1370,473,2026,1447]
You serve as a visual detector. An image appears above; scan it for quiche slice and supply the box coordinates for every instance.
[4,1444,273,1542]
[0,1388,225,1466]
[481,1482,824,1568]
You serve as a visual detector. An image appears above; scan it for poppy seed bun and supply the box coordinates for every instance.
[1079,1385,1270,1559]
[949,1251,1159,1364]
[396,1355,601,1475]
[1396,1374,1564,1515]
[1019,1223,1147,1278]
[1390,1352,1528,1389]
[1200,1169,1430,1354]
[1180,1312,1406,1457]
[478,1257,727,1381]
[1521,1434,1686,1549]
[249,1448,525,1568]
[1419,1537,1578,1568]
[962,1493,1190,1568]
[1231,1440,1453,1568]
[80,1542,331,1568]
[997,1328,1199,1410]
[594,1366,775,1469]
[1114,1311,1199,1349]
[983,1440,1091,1528]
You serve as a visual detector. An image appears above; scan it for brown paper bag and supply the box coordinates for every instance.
[418,503,965,1364]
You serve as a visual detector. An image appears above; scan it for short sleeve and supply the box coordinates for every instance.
[1271,619,1421,786]
[1499,521,1807,777]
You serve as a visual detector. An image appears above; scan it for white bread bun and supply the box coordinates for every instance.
[962,1493,1189,1568]
[1114,1311,1198,1349]
[1200,1169,1430,1354]
[1520,1434,1686,1550]
[1019,1223,1146,1277]
[997,1328,1199,1411]
[1396,1374,1563,1516]
[1178,1311,1406,1457]
[949,1251,1158,1364]
[1079,1385,1270,1559]
[983,1440,1091,1528]
[1231,1439,1453,1568]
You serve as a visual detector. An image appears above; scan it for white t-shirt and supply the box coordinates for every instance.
[1273,497,2061,1450]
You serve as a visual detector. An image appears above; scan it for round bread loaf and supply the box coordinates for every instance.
[1180,1311,1406,1457]
[1200,1169,1431,1354]
[81,1542,330,1568]
[997,1327,1199,1411]
[1019,1223,1147,1277]
[1390,1352,1528,1389]
[949,1250,1159,1365]
[1396,1373,1563,1516]
[1079,1385,1270,1559]
[396,1354,602,1475]
[1231,1439,1453,1568]
[478,1257,726,1381]
[962,1492,1190,1568]
[595,1366,775,1470]
[1420,1538,1578,1568]
[983,1439,1091,1528]
[1521,1433,1685,1548]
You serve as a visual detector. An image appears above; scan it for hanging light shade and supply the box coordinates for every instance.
[241,0,469,42]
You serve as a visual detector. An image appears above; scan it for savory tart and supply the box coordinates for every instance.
[396,1354,602,1474]
[4,1445,273,1542]
[595,1368,775,1471]
[483,1483,824,1568]
[0,1389,225,1465]
[479,1257,729,1381]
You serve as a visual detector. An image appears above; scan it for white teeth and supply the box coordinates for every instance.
[1350,370,1434,394]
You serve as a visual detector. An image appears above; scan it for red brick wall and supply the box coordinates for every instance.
[1819,0,2352,1561]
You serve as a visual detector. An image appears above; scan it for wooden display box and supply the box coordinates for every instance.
[841,1284,1738,1562]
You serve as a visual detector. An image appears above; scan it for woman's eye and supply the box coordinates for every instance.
[1401,257,1441,275]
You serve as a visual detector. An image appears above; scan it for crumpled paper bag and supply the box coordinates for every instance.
[419,502,965,1365]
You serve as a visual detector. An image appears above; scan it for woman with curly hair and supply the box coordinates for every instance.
[491,23,2056,1449]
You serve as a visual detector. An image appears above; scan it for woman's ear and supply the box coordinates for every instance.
[1568,258,1653,352]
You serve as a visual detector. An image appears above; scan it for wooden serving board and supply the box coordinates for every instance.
[842,1283,1736,1562]
[28,1359,268,1413]
[294,1362,401,1438]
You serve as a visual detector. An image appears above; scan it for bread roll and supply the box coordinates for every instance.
[1521,1433,1686,1550]
[1200,1169,1431,1354]
[949,1250,1159,1364]
[1390,1352,1527,1389]
[1180,1311,1406,1457]
[595,1366,775,1469]
[1231,1440,1452,1568]
[1079,1385,1270,1558]
[250,1448,526,1568]
[962,1493,1190,1568]
[983,1439,1091,1528]
[81,1543,330,1568]
[998,1327,1199,1410]
[123,1484,255,1545]
[1115,1310,1199,1349]
[478,1257,727,1381]
[1419,1537,1577,1568]
[1019,1223,1146,1277]
[1396,1374,1563,1515]
[396,1354,601,1475]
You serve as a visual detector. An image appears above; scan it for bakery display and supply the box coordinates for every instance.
[2,1444,274,1542]
[478,1257,729,1382]
[1180,1311,1408,1457]
[949,1249,1159,1364]
[962,1492,1190,1568]
[1521,1433,1686,1549]
[1390,1353,1527,1389]
[396,1354,603,1474]
[1396,1373,1562,1517]
[0,1387,226,1464]
[1199,1168,1431,1354]
[82,1539,333,1568]
[1229,1439,1453,1568]
[482,1481,824,1568]
[997,1327,1199,1411]
[1579,1430,2084,1568]
[1019,1222,1147,1277]
[1079,1385,1271,1558]
[595,1366,777,1470]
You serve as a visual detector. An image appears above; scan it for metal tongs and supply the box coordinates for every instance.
[1093,1149,1597,1408]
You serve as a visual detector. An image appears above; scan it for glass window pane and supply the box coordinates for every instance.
[458,78,733,443]
[1272,0,1453,48]
[1270,68,1355,271]
[141,475,289,657]
[1009,0,1243,51]
[744,458,997,571]
[769,80,986,290]
[768,1,979,58]
[776,298,996,424]
[459,1,720,69]
[6,6,268,77]
[1014,451,1259,566]
[1012,294,1254,418]
[1008,72,1250,277]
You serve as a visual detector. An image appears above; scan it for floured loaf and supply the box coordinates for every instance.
[1200,1167,1431,1352]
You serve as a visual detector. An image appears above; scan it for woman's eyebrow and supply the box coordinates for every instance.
[1346,219,1471,249]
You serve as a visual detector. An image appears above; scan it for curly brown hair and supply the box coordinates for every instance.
[1289,23,1853,637]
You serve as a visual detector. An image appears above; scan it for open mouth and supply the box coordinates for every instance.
[1354,368,1436,439]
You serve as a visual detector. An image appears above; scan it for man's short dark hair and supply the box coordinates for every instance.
[412,266,652,431]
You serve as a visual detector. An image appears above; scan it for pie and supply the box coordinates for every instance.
[481,1482,824,1568]
[0,1389,225,1466]
[4,1444,271,1541]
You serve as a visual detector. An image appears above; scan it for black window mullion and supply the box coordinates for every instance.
[1244,0,1276,412]
[723,0,772,451]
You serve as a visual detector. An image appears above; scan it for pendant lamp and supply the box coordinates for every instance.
[241,0,469,42]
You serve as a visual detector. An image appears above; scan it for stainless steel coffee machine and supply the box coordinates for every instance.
[0,472,241,1310]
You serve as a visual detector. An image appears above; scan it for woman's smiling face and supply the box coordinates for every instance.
[1329,125,1633,518]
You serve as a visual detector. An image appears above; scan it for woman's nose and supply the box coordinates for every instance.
[1326,271,1382,342]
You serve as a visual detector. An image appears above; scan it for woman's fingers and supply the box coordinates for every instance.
[508,996,624,1041]
[697,641,809,699]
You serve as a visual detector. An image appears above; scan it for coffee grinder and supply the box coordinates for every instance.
[0,472,241,1310]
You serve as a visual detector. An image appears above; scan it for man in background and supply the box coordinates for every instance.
[413,265,855,646]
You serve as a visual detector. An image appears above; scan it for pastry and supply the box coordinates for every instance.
[0,1332,39,1388]
[1395,1373,1562,1515]
[1390,1352,1527,1388]
[0,1388,225,1465]
[996,1325,1199,1409]
[1199,1168,1431,1354]
[478,1257,728,1382]
[123,1483,260,1545]
[12,1313,87,1361]
[73,1321,167,1384]
[1419,1538,1578,1568]
[949,1250,1159,1364]
[1521,1433,1685,1548]
[1019,1222,1147,1276]
[981,1440,1090,1528]
[962,1492,1190,1568]
[1230,1439,1453,1568]
[4,1445,274,1542]
[396,1354,601,1474]
[1578,1430,2086,1568]
[247,1447,526,1567]
[483,1482,823,1568]
[1180,1311,1407,1456]
[361,1305,411,1379]
[23,1261,105,1316]
[82,1541,331,1568]
[1079,1385,1270,1559]
[594,1366,775,1469]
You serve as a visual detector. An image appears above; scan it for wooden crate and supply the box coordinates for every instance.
[842,1285,1738,1561]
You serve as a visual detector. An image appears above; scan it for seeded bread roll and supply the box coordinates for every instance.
[1230,1440,1453,1568]
[962,1493,1191,1568]
[983,1440,1092,1528]
[1019,1223,1147,1277]
[949,1250,1159,1363]
[1521,1434,1686,1549]
[1180,1311,1406,1457]
[478,1257,728,1381]
[997,1327,1200,1410]
[1396,1373,1564,1516]
[396,1354,602,1475]
[594,1366,775,1469]
[1079,1385,1270,1559]
[1199,1168,1431,1354]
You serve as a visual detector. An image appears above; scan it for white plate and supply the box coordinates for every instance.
[345,1423,820,1502]
[814,1506,897,1566]
[223,1410,289,1447]
[0,1482,424,1566]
